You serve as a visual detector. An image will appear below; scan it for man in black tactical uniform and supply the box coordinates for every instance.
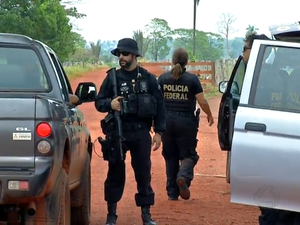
[158,48,214,201]
[95,38,166,225]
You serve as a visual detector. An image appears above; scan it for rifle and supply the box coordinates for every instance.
[111,68,124,160]
[98,68,125,161]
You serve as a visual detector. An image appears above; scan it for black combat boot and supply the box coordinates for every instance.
[105,202,117,225]
[177,158,196,200]
[176,176,190,200]
[141,206,156,225]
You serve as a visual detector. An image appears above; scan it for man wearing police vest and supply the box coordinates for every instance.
[95,38,166,225]
[158,48,214,201]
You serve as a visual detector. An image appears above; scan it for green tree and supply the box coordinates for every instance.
[0,0,79,61]
[89,40,101,62]
[173,28,192,49]
[100,40,118,63]
[132,30,151,57]
[172,29,223,61]
[228,37,244,58]
[61,0,87,19]
[145,18,173,61]
[72,32,87,49]
[245,25,259,37]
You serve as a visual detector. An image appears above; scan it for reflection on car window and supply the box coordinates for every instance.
[231,59,246,96]
[253,46,300,111]
[0,47,50,91]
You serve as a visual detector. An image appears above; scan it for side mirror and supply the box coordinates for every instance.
[75,82,97,103]
[219,81,229,93]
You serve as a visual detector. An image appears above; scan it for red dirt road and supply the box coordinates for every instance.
[71,69,259,225]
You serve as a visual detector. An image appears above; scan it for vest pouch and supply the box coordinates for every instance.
[121,93,138,115]
[137,93,157,117]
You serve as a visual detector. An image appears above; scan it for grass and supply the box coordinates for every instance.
[64,64,109,80]
[204,83,221,99]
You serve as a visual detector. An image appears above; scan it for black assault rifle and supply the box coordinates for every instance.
[98,68,125,161]
[111,68,124,160]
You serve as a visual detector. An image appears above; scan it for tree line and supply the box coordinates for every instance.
[0,1,261,64]
[69,15,261,64]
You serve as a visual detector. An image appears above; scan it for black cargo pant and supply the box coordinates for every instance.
[259,207,300,225]
[161,111,199,198]
[104,123,154,207]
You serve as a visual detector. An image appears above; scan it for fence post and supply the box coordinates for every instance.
[211,61,216,86]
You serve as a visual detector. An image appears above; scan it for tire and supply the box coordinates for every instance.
[71,154,91,225]
[58,169,71,225]
[226,151,231,184]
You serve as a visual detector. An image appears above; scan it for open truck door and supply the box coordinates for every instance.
[217,55,246,183]
[230,39,300,213]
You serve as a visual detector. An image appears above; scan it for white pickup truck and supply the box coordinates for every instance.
[219,22,300,184]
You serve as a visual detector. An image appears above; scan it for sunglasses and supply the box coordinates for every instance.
[243,46,251,53]
[116,51,130,57]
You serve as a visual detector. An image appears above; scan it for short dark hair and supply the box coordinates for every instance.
[244,34,270,47]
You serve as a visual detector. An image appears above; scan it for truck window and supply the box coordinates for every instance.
[48,52,69,102]
[252,46,300,111]
[57,60,73,95]
[231,59,246,96]
[0,47,50,91]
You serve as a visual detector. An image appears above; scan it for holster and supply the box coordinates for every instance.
[98,137,110,161]
[100,115,123,162]
[98,135,123,162]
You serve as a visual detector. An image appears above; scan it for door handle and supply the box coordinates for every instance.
[244,122,266,132]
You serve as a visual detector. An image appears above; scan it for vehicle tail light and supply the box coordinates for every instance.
[8,180,29,190]
[36,122,51,137]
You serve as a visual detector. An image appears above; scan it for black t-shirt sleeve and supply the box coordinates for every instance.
[190,75,203,95]
[94,73,113,112]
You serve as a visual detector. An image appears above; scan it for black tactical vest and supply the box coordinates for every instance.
[117,69,157,118]
[161,71,196,114]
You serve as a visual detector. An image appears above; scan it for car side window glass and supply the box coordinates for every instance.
[230,59,246,96]
[252,46,300,112]
[49,52,69,102]
[58,60,73,94]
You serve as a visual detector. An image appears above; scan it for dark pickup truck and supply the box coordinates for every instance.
[0,33,98,224]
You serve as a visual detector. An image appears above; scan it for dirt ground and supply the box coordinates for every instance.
[71,69,259,225]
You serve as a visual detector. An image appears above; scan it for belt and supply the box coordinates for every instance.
[166,110,194,118]
[122,122,148,131]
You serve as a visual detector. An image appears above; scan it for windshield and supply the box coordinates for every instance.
[0,47,50,91]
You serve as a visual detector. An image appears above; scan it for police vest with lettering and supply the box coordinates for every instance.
[117,70,157,118]
[161,71,196,113]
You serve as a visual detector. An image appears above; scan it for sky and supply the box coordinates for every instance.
[73,0,300,43]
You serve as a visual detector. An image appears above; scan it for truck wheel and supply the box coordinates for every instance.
[58,169,71,225]
[71,154,91,225]
[226,151,231,184]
